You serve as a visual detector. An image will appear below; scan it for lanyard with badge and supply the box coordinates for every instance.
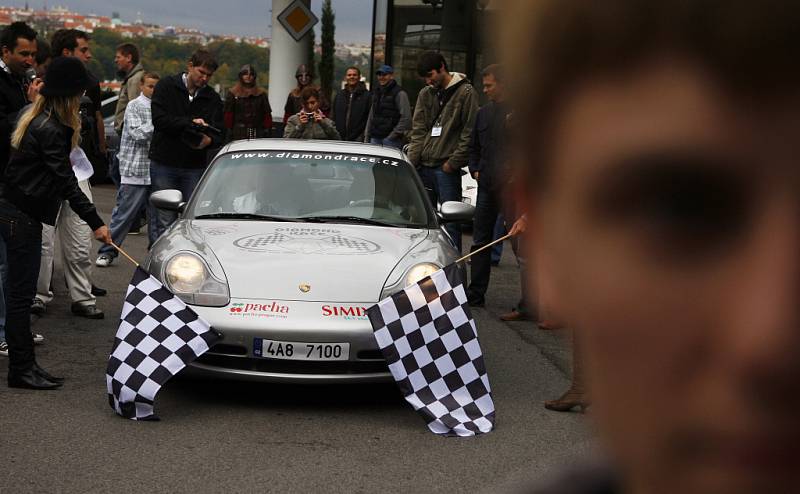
[431,89,454,138]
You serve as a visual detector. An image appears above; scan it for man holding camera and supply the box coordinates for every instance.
[284,86,340,140]
[149,49,223,239]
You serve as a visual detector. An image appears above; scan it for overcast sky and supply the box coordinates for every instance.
[11,1,373,43]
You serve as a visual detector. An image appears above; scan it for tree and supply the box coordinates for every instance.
[305,27,316,81]
[319,0,335,104]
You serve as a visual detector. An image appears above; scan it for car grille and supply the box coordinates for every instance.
[196,353,390,375]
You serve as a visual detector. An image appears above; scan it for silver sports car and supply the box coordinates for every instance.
[146,139,474,383]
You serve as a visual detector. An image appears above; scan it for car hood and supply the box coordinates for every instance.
[190,220,429,302]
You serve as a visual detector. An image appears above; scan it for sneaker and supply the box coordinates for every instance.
[30,297,46,315]
[0,340,7,357]
[32,333,44,345]
[95,254,114,267]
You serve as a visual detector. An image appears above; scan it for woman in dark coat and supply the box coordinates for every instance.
[0,57,111,390]
[224,64,272,141]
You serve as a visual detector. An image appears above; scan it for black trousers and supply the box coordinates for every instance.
[0,201,42,373]
[467,179,503,301]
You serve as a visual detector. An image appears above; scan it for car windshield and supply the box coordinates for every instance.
[187,150,434,228]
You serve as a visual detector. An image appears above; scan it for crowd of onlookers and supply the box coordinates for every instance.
[0,21,547,398]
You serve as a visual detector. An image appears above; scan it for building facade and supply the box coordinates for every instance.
[370,0,499,104]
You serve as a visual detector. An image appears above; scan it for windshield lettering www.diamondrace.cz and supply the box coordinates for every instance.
[226,151,400,167]
[187,150,433,228]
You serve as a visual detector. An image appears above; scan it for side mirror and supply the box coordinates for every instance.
[438,201,474,223]
[150,189,185,212]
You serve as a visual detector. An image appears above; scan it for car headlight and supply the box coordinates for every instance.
[166,255,205,292]
[164,253,230,307]
[405,263,440,287]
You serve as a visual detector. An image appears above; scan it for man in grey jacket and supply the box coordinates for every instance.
[113,43,144,135]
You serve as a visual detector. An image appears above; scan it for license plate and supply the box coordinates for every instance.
[254,339,350,361]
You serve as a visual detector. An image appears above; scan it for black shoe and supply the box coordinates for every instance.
[91,285,107,297]
[467,297,486,308]
[70,303,105,319]
[34,363,65,383]
[8,368,62,390]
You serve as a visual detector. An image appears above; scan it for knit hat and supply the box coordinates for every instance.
[40,57,92,97]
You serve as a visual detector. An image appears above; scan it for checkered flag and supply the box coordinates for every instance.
[367,263,495,436]
[106,267,221,420]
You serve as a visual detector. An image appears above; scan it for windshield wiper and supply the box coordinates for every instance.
[194,212,298,222]
[301,215,399,227]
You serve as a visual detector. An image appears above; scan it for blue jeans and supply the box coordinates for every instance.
[370,136,403,150]
[417,165,463,252]
[0,202,42,371]
[150,161,204,241]
[98,183,159,255]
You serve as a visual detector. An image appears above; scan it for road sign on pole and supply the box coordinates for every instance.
[277,0,319,42]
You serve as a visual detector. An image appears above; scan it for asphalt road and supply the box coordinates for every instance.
[0,184,590,493]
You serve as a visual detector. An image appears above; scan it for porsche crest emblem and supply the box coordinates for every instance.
[299,283,311,293]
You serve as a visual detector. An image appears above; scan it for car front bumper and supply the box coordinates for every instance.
[188,300,393,383]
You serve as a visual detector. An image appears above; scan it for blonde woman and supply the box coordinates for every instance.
[0,56,111,390]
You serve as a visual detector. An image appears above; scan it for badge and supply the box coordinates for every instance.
[431,125,443,137]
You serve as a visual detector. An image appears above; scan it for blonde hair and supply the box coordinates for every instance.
[11,94,82,150]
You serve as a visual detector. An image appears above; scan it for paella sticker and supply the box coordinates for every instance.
[228,302,290,319]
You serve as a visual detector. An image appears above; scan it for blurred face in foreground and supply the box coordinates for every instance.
[523,58,800,493]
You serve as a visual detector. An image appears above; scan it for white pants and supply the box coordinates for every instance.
[35,180,95,306]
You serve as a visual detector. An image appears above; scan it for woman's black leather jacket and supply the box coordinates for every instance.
[0,109,103,230]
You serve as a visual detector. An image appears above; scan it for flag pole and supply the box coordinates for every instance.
[111,242,140,267]
[455,233,515,265]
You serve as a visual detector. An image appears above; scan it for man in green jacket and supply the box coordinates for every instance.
[408,51,479,253]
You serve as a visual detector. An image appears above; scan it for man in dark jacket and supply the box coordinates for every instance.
[0,22,40,177]
[466,64,517,309]
[365,65,411,149]
[0,21,41,355]
[149,49,223,239]
[332,66,370,141]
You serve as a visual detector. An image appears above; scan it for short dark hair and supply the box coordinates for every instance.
[35,39,51,67]
[189,49,218,72]
[481,64,504,84]
[50,29,89,58]
[141,71,160,83]
[416,51,447,77]
[0,22,37,52]
[346,66,361,77]
[300,86,320,102]
[116,42,139,66]
[504,0,800,184]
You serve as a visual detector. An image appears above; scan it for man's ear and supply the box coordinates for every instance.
[61,48,72,57]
